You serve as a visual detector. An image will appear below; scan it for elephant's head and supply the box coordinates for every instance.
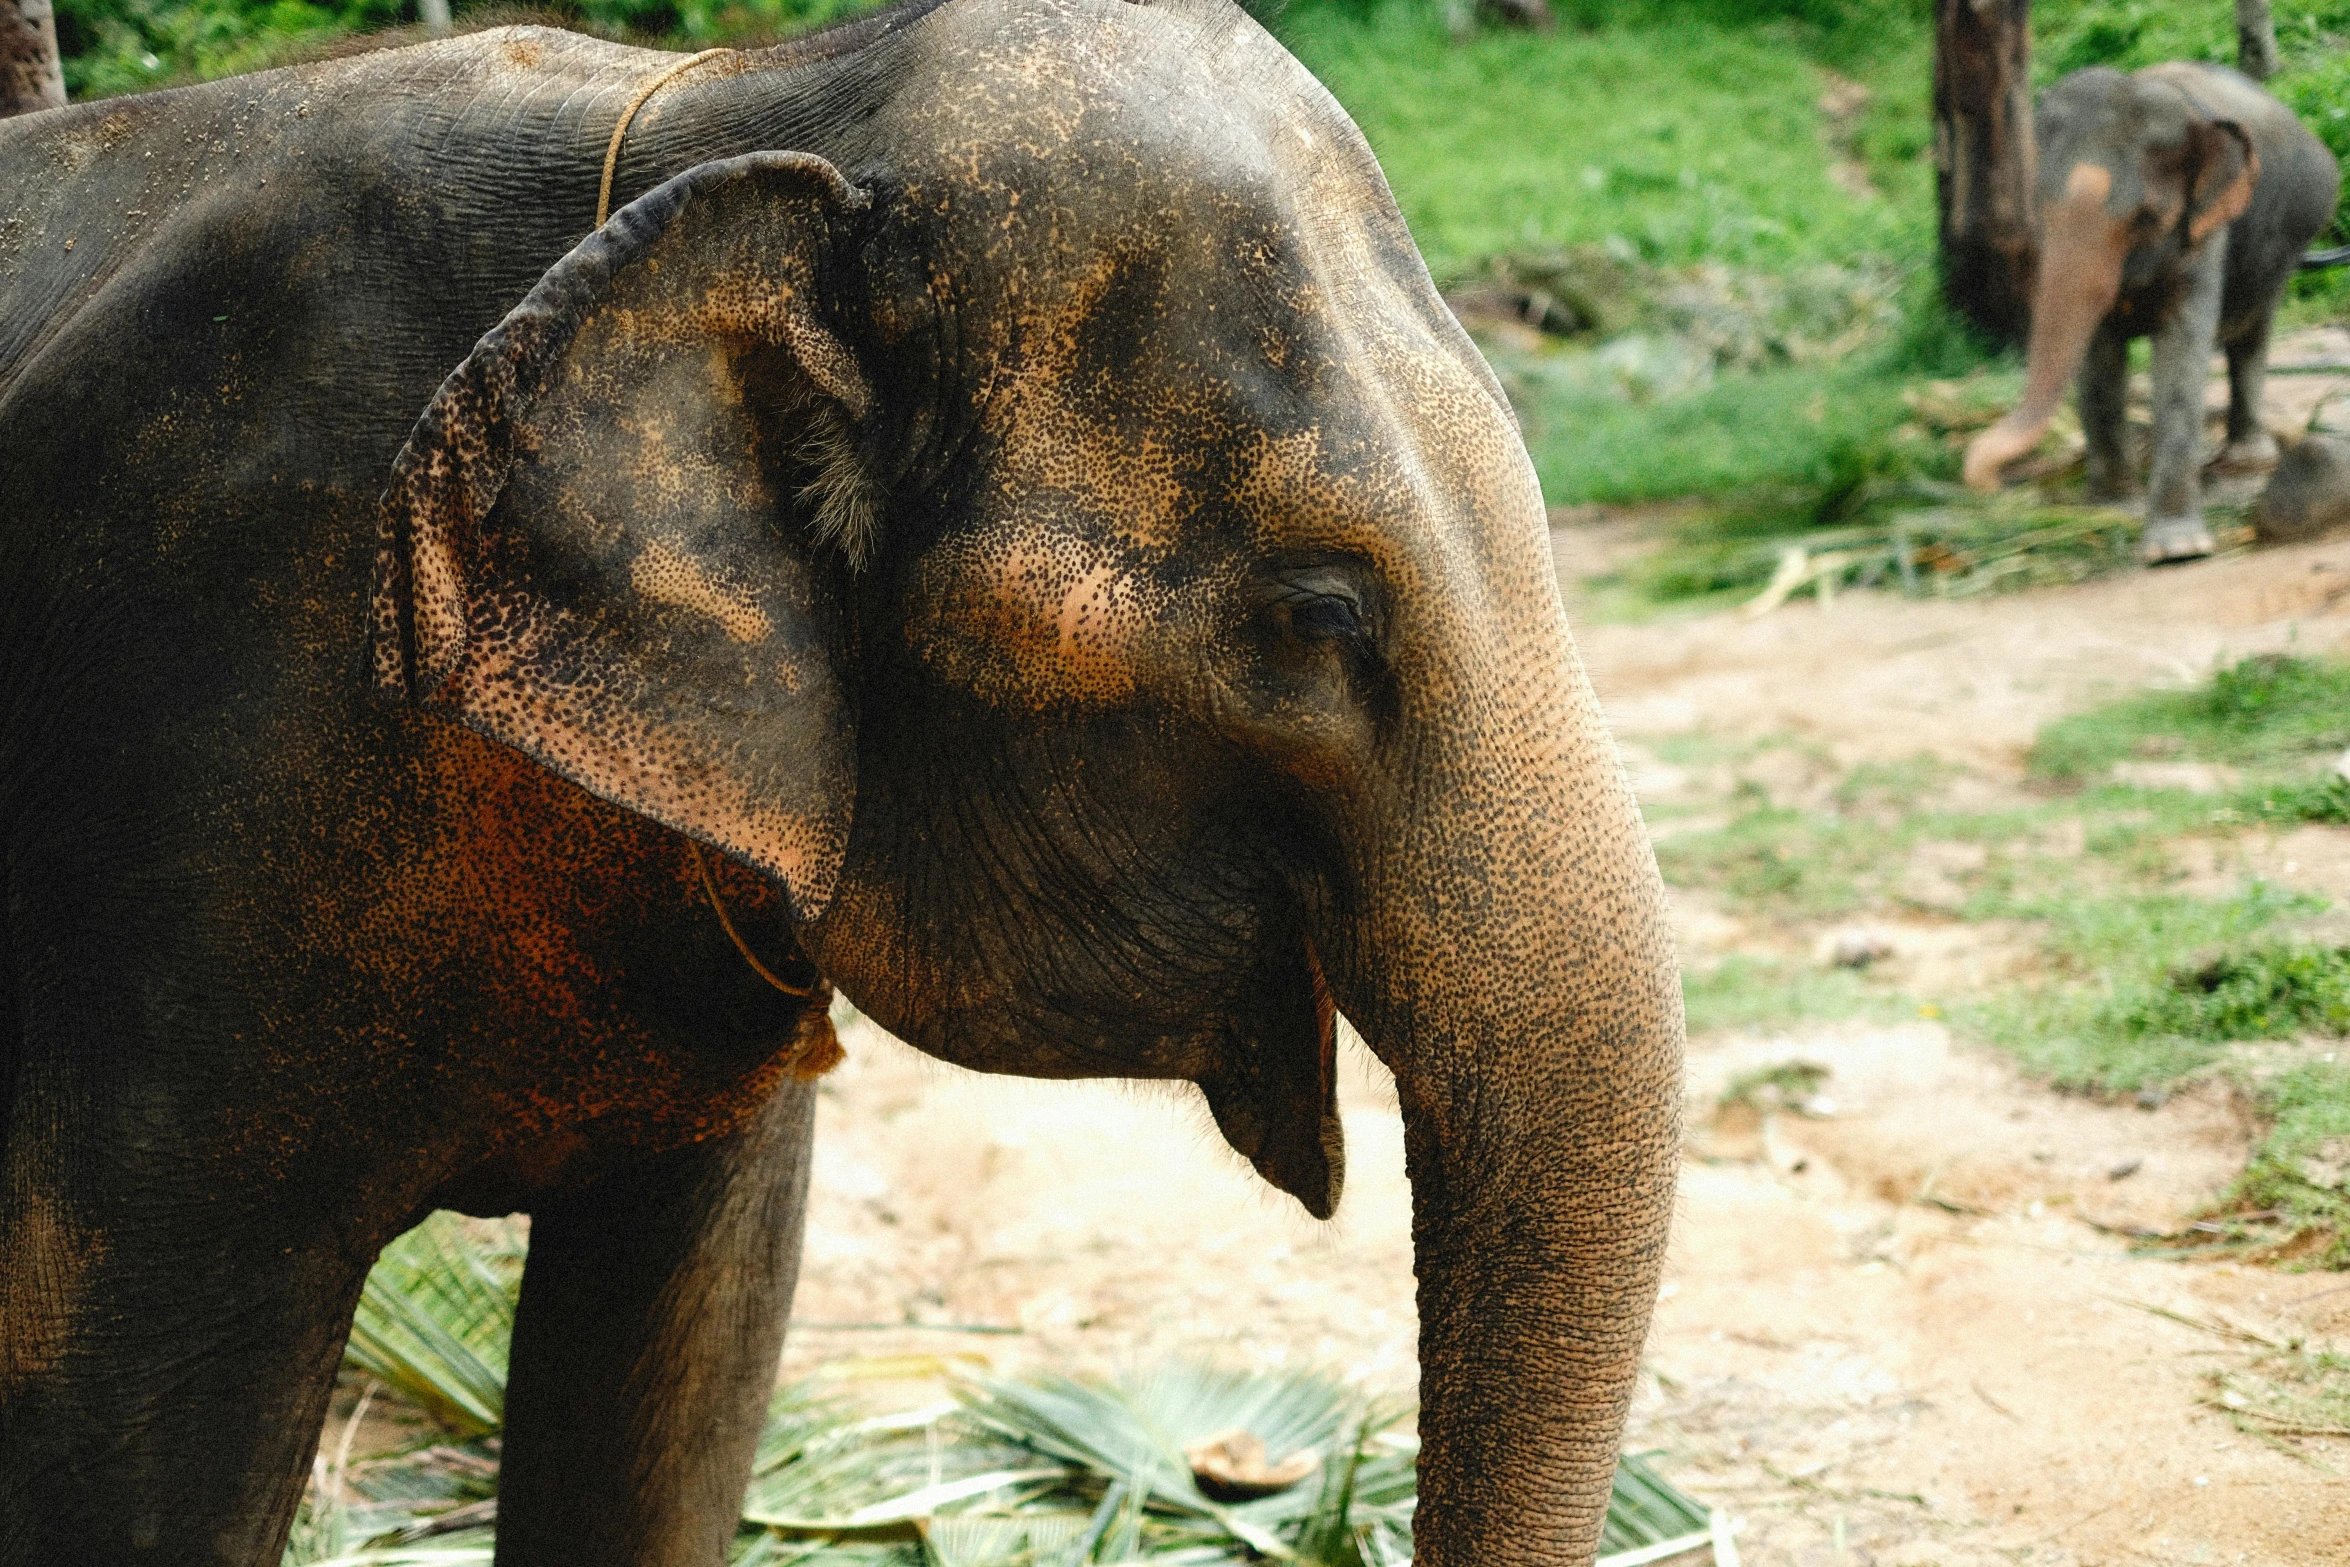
[1963,65,2258,489]
[373,0,1682,1557]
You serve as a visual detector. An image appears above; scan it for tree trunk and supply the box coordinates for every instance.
[1935,0,2037,346]
[2238,0,2280,81]
[0,0,64,117]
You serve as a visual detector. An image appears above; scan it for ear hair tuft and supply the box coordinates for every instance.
[797,400,885,569]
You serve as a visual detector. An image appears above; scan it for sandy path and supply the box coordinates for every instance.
[778,536,2350,1566]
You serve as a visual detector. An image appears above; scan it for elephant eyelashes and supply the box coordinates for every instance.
[1287,594,1363,641]
[1265,582,1391,715]
[1264,560,1381,656]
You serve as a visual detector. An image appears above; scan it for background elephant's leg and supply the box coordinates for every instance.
[0,1130,365,1566]
[2221,307,2282,469]
[494,1076,818,1567]
[2079,321,2133,501]
[2142,240,2229,561]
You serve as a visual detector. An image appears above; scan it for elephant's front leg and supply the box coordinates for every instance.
[2142,235,2229,562]
[0,1133,368,1565]
[2220,304,2283,471]
[2079,319,2133,502]
[493,1075,819,1567]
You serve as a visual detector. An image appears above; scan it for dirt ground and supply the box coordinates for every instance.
[782,533,2350,1566]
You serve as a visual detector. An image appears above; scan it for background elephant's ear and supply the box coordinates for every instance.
[373,152,875,919]
[2186,119,2259,245]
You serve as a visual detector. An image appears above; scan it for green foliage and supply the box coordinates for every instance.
[2211,1331,2350,1433]
[52,0,885,96]
[55,0,399,97]
[1961,888,2318,1095]
[1717,1056,1833,1113]
[2031,0,2241,81]
[2125,943,2350,1044]
[2274,46,2350,181]
[947,1364,1417,1566]
[1657,782,2031,923]
[1621,496,2154,609]
[2029,655,2350,784]
[1835,753,1959,812]
[2232,774,2350,827]
[1271,0,1994,515]
[1525,357,1926,509]
[1879,268,2007,379]
[341,1212,521,1439]
[2032,0,2350,86]
[2231,1060,2350,1260]
[1652,629,2350,1265]
[1604,1451,1717,1557]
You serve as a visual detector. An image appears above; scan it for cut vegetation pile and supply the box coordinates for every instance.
[285,1219,1731,1567]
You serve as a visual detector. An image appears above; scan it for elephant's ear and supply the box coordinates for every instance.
[2186,119,2259,245]
[373,152,876,920]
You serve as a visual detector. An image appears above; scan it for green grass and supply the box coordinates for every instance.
[1520,357,1923,508]
[1716,1056,1832,1113]
[1271,0,1964,510]
[52,0,883,96]
[2031,654,2350,784]
[1275,0,1925,282]
[1971,885,2328,1095]
[1682,953,1906,1035]
[2233,1060,2350,1262]
[2213,1332,2350,1443]
[1661,659,2350,1262]
[2121,941,2350,1043]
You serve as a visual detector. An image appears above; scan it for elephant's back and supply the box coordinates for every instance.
[0,35,608,839]
[0,28,659,410]
[2142,61,2326,159]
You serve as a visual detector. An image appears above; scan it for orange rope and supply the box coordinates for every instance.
[689,839,818,998]
[598,53,826,1008]
[596,47,737,226]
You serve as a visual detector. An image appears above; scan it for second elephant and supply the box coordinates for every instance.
[1963,63,2339,562]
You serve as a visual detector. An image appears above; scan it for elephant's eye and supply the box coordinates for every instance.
[1255,561,1393,718]
[1287,593,1364,641]
[1258,560,1384,691]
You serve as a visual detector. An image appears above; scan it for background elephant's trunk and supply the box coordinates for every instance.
[1964,167,2129,490]
[1336,618,1683,1564]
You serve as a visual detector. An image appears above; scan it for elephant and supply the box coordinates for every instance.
[1962,62,2340,562]
[0,1,1684,1562]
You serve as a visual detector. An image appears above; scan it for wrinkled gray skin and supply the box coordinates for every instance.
[1964,63,2339,562]
[0,2,1681,1563]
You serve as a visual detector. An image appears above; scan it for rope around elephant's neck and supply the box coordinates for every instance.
[688,839,819,998]
[599,55,831,1017]
[596,54,825,1008]
[596,48,737,227]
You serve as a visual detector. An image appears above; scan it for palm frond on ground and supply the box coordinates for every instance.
[285,1215,1729,1567]
[341,1215,523,1439]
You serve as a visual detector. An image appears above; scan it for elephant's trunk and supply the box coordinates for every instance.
[1964,163,2130,490]
[1336,589,1683,1563]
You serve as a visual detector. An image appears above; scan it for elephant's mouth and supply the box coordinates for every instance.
[1195,932,1344,1220]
